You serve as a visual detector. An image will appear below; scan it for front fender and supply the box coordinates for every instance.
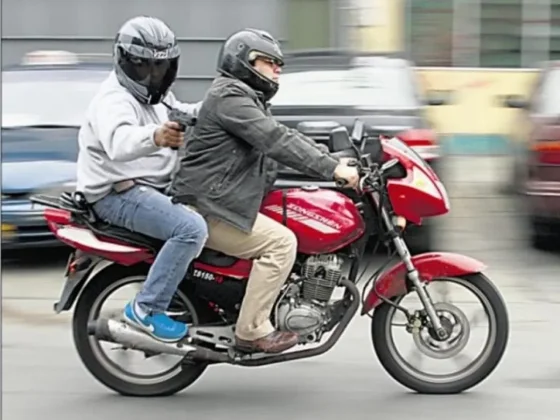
[361,252,487,315]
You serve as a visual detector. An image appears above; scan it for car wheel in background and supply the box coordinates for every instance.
[529,217,557,251]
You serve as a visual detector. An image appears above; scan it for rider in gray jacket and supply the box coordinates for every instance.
[77,16,207,343]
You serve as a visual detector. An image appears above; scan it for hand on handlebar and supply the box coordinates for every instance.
[334,164,360,188]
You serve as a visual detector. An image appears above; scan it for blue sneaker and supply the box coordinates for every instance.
[123,301,188,343]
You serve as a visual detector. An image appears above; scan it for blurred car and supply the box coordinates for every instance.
[2,51,111,249]
[499,62,560,249]
[1,49,448,254]
[269,50,451,253]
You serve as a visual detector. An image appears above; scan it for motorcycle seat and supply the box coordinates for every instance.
[59,192,238,268]
[90,221,238,267]
[90,221,165,250]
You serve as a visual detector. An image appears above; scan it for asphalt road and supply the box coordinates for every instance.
[3,157,560,420]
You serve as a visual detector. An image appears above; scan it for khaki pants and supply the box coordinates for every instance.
[204,213,297,341]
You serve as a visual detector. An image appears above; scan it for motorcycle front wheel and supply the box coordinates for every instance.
[370,273,509,394]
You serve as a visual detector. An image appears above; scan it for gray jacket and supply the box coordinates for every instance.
[171,76,339,233]
[77,71,201,203]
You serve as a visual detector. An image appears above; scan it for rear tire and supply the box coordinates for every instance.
[73,264,216,397]
[370,273,509,394]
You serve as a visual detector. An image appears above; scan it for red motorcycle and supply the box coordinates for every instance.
[30,120,509,397]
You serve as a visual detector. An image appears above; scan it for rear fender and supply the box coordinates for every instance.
[54,258,123,313]
[51,225,154,266]
[361,252,487,314]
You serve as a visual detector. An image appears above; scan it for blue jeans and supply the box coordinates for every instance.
[93,185,208,314]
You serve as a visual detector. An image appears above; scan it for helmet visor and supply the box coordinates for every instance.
[119,54,179,101]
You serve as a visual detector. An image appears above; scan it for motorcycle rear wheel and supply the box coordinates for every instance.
[370,273,509,394]
[73,264,216,397]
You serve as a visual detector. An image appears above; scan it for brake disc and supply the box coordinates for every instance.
[412,302,471,359]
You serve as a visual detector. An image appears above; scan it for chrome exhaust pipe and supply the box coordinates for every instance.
[88,318,197,357]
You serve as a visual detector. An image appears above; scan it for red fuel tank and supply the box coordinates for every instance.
[260,187,366,254]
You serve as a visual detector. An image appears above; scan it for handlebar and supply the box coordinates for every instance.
[333,149,382,190]
[335,172,380,191]
[334,159,360,188]
[334,162,381,191]
[332,147,405,190]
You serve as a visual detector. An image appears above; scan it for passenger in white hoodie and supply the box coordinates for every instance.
[76,16,207,343]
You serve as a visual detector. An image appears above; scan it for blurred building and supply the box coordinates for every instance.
[3,0,551,154]
[1,0,367,101]
[355,0,552,154]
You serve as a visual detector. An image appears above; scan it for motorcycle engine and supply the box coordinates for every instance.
[276,254,343,343]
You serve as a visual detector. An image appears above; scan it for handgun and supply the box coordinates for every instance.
[161,101,197,150]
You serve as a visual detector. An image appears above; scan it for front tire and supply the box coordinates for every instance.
[370,273,509,394]
[73,264,215,397]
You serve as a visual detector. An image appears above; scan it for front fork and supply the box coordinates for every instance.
[373,192,448,339]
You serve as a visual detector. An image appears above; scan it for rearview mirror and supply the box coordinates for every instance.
[351,119,365,143]
[328,126,353,152]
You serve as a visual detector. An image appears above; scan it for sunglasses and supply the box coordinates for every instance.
[249,51,284,68]
[259,57,283,67]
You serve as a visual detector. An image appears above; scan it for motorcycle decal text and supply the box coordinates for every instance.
[263,204,341,233]
[193,269,216,281]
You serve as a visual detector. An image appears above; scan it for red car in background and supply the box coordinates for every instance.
[501,62,560,249]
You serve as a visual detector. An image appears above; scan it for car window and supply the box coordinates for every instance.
[2,69,107,127]
[1,127,80,162]
[270,59,419,110]
[533,68,560,115]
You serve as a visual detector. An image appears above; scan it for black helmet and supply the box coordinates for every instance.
[113,16,180,105]
[217,28,284,101]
